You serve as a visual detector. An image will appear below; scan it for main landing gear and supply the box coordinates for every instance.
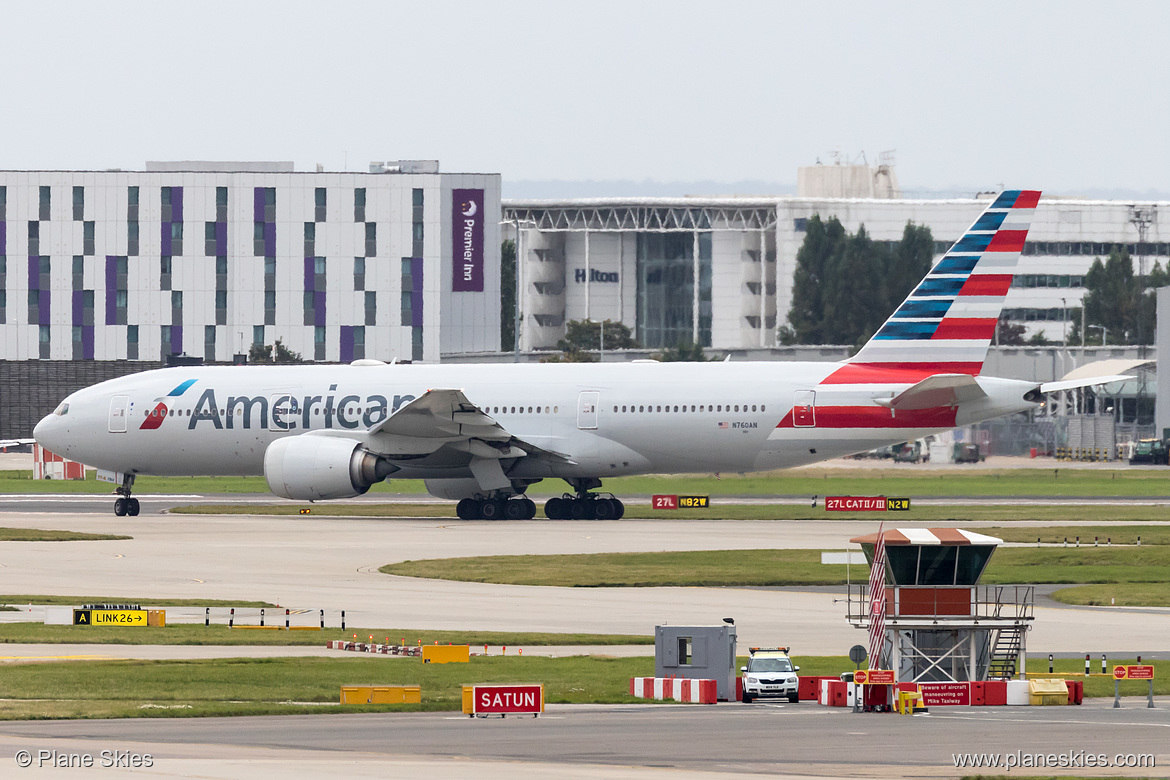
[456,495,537,520]
[543,493,625,520]
[113,474,140,517]
[543,478,625,520]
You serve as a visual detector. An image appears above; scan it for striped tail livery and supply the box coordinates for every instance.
[850,189,1041,376]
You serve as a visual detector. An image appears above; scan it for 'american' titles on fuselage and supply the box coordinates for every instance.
[178,385,415,431]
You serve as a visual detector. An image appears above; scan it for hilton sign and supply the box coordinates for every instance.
[575,269,619,283]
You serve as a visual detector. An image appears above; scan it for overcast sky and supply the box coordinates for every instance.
[6,1,1169,197]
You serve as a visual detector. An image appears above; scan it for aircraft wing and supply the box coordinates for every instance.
[366,388,574,464]
[874,374,987,411]
[0,438,35,449]
[1039,375,1132,394]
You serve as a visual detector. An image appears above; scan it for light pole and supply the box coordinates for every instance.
[1060,297,1068,346]
[1087,324,1107,347]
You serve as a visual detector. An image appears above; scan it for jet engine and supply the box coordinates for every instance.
[264,435,394,501]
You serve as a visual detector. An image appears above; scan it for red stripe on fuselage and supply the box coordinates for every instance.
[958,274,1012,296]
[931,318,997,340]
[776,405,957,429]
[823,362,983,383]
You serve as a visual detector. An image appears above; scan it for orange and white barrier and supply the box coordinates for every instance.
[629,677,717,704]
[33,444,85,480]
[327,641,421,656]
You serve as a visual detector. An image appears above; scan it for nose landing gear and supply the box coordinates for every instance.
[113,474,140,517]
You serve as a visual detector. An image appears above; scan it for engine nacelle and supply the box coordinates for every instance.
[423,478,486,501]
[264,435,394,501]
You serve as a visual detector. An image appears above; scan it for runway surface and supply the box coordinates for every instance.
[0,699,1166,779]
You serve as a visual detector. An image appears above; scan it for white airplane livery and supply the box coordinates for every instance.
[33,190,1122,519]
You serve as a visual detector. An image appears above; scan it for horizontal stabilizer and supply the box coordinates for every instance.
[1039,375,1132,394]
[875,374,987,411]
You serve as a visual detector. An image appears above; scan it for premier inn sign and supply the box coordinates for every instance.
[452,188,484,292]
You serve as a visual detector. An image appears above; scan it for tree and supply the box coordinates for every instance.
[780,218,933,348]
[820,225,888,348]
[1026,330,1054,346]
[247,338,304,364]
[247,342,272,363]
[780,215,846,344]
[887,223,935,313]
[996,321,1027,346]
[543,319,638,362]
[1071,247,1166,346]
[657,339,714,362]
[501,239,516,351]
[272,339,304,363]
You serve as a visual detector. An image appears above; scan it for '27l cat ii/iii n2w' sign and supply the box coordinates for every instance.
[824,497,910,511]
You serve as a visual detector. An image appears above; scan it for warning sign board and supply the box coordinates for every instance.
[857,669,895,685]
[74,609,147,627]
[462,684,544,716]
[1119,665,1155,680]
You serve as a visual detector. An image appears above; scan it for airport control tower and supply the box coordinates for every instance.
[847,528,1034,683]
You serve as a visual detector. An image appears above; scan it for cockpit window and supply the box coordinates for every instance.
[53,403,70,416]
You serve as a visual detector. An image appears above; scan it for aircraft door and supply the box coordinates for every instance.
[792,390,816,428]
[109,395,129,433]
[577,391,600,430]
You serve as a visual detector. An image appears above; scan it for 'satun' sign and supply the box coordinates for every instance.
[462,684,544,717]
[452,188,484,292]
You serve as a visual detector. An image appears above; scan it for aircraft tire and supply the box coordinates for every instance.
[544,497,565,520]
[521,498,537,519]
[504,499,527,520]
[569,499,592,520]
[456,499,477,520]
[114,498,127,517]
[592,498,615,519]
[612,499,625,519]
[480,499,503,520]
[127,498,140,517]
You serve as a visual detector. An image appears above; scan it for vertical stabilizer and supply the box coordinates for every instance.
[848,190,1041,375]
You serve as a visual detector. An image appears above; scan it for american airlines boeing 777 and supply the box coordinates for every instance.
[33,190,1122,518]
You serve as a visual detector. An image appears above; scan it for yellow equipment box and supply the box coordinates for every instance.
[422,644,470,664]
[147,610,166,627]
[340,685,421,704]
[1028,678,1068,706]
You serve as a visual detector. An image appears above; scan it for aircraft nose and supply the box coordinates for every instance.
[33,413,61,451]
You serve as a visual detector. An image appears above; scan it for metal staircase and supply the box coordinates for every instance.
[988,625,1025,679]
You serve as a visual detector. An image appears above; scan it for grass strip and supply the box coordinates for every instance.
[1049,583,1170,607]
[0,655,1161,720]
[0,623,652,646]
[8,467,1170,498]
[0,528,130,541]
[380,546,1170,588]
